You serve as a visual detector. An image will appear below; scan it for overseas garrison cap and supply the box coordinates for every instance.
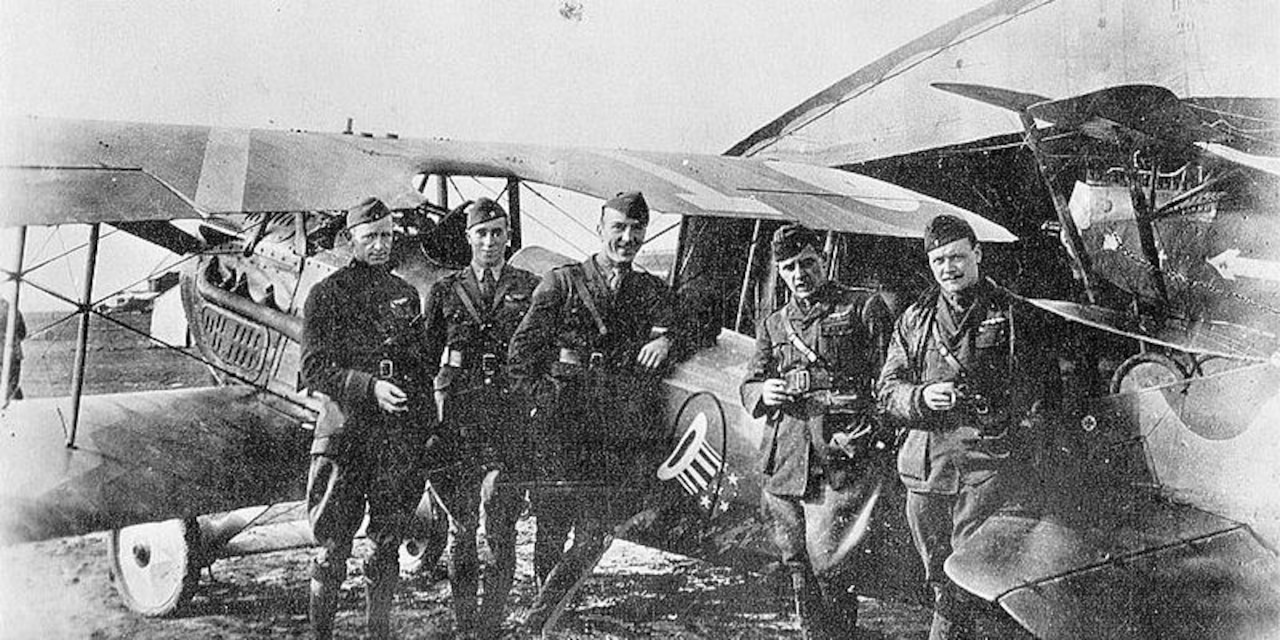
[923,214,977,253]
[771,223,821,262]
[464,198,507,229]
[346,197,392,230]
[602,191,649,224]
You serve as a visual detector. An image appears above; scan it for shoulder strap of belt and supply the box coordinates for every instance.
[784,317,821,364]
[451,279,485,325]
[566,265,608,336]
[930,312,970,377]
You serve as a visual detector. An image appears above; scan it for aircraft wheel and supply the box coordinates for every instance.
[1109,351,1189,394]
[108,518,202,616]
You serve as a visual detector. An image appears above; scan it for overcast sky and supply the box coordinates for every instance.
[1,0,986,310]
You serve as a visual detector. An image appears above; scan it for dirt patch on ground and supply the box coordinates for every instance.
[0,519,933,639]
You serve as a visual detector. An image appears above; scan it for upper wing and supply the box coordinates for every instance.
[1,116,1013,242]
[727,0,1280,165]
[0,386,311,544]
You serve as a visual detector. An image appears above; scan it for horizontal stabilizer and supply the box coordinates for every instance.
[1026,84,1218,146]
[930,83,1049,113]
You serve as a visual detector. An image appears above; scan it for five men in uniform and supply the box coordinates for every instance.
[300,193,1058,639]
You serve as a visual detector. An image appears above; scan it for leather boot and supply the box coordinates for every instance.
[787,564,823,640]
[815,577,860,639]
[309,576,340,640]
[477,554,515,638]
[928,583,973,640]
[532,498,571,588]
[365,553,399,640]
[451,576,478,635]
[450,525,480,635]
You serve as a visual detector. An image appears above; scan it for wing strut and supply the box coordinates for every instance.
[734,219,765,333]
[1,226,25,407]
[66,222,101,447]
[1017,112,1100,304]
[507,177,523,250]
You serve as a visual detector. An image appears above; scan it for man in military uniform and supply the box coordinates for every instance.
[508,191,683,632]
[421,198,539,638]
[301,197,433,640]
[739,224,893,639]
[878,214,1059,640]
[0,296,25,402]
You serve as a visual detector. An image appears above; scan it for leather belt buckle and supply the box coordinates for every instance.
[444,347,465,368]
[589,352,604,368]
[379,359,394,379]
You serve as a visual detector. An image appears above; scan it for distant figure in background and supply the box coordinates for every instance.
[301,197,434,640]
[739,223,893,639]
[0,296,26,402]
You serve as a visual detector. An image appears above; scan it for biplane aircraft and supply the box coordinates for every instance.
[0,114,1009,621]
[3,0,1280,638]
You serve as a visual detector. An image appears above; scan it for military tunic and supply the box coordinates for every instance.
[420,262,538,631]
[301,260,432,589]
[740,282,893,496]
[877,279,1058,624]
[508,253,680,482]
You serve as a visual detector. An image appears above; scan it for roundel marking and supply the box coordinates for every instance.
[656,392,727,501]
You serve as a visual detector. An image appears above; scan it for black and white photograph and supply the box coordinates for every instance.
[1,1,1278,638]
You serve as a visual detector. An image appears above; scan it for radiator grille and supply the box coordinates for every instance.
[200,305,269,379]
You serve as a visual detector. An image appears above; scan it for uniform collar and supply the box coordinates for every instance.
[594,253,632,275]
[470,261,505,282]
[350,258,393,274]
[939,278,990,314]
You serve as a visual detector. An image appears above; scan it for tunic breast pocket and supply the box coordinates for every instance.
[820,319,863,359]
[974,316,1009,350]
[820,323,857,343]
[770,341,801,372]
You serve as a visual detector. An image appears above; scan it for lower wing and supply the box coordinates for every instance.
[948,496,1280,640]
[0,386,312,544]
